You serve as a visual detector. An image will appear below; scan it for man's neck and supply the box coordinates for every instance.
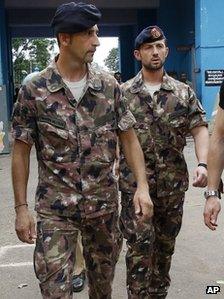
[142,67,164,85]
[56,53,87,82]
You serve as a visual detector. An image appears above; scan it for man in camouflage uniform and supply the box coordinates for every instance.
[11,3,153,299]
[119,26,209,298]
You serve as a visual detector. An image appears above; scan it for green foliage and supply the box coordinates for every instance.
[104,47,119,72]
[12,38,56,85]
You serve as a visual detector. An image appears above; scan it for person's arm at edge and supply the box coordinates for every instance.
[12,140,36,243]
[204,107,224,230]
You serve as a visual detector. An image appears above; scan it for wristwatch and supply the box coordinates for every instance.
[204,190,221,199]
[198,163,207,169]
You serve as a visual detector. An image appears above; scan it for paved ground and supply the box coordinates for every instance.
[1,139,224,299]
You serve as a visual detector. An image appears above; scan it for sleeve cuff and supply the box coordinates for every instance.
[189,118,208,131]
[11,128,35,146]
[118,110,136,131]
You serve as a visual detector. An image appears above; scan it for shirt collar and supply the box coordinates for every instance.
[46,57,65,92]
[129,71,144,94]
[161,73,175,91]
[46,56,103,93]
[87,64,103,91]
[129,70,174,94]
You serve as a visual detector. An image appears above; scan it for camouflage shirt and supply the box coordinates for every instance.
[11,58,136,218]
[119,71,207,197]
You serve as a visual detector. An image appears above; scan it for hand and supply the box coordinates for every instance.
[192,166,207,187]
[203,196,221,230]
[15,207,37,244]
[133,187,153,222]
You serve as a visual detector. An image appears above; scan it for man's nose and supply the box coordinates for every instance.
[152,46,159,55]
[93,35,100,47]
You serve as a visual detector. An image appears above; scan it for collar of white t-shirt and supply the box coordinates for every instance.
[144,82,161,98]
[63,74,87,101]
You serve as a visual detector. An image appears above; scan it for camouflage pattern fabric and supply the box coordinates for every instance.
[120,192,184,299]
[11,58,135,297]
[34,211,123,298]
[119,71,207,197]
[119,71,207,298]
[11,58,136,219]
[119,192,155,299]
[149,192,184,298]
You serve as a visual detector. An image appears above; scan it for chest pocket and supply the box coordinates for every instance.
[168,107,188,128]
[37,121,71,162]
[38,121,69,139]
[166,107,188,149]
[80,124,117,163]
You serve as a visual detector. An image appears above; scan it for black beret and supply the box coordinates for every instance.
[51,2,101,35]
[135,25,166,49]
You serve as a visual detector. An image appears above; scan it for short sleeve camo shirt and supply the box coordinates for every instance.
[119,71,208,197]
[11,58,136,218]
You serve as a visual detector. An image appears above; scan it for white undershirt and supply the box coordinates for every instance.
[63,74,87,101]
[144,83,161,98]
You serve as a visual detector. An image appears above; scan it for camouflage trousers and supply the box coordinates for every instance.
[120,192,185,299]
[34,211,123,299]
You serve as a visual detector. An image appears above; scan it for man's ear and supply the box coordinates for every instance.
[134,50,141,61]
[58,33,71,47]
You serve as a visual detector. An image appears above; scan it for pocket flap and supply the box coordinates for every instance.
[38,121,69,140]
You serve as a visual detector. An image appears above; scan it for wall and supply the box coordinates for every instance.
[0,0,10,153]
[158,0,195,81]
[195,0,224,119]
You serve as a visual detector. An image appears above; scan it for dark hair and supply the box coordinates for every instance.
[56,33,61,47]
[56,33,75,47]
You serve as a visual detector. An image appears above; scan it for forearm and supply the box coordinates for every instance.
[119,129,148,189]
[207,134,224,189]
[11,142,31,206]
[192,126,209,163]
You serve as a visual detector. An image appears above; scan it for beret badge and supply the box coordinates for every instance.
[150,27,161,38]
